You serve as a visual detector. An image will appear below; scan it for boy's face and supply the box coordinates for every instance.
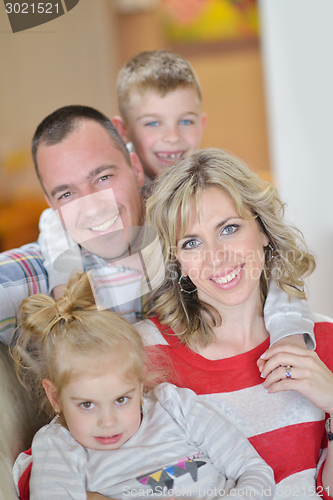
[117,87,207,178]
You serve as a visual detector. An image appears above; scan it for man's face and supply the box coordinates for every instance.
[37,120,145,261]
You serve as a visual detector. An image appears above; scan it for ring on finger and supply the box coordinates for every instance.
[285,366,292,379]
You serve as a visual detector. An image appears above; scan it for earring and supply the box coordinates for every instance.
[141,398,144,408]
[178,274,197,294]
[55,411,61,419]
[265,243,276,261]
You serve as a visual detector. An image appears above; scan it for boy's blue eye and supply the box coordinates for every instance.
[180,119,194,125]
[145,121,159,127]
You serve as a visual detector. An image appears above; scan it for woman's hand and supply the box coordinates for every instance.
[258,344,333,414]
[257,334,306,374]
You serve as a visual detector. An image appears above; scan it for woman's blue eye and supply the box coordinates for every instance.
[182,239,200,250]
[221,225,239,236]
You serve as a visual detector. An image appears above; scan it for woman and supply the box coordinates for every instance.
[133,149,333,499]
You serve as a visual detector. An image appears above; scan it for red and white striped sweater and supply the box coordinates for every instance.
[135,315,333,500]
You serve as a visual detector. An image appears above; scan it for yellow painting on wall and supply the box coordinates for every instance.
[162,0,259,43]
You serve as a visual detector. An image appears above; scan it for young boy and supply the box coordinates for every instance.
[111,50,207,181]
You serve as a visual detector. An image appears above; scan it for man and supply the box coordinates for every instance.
[0,105,148,344]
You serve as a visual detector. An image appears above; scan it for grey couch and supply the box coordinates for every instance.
[0,342,40,499]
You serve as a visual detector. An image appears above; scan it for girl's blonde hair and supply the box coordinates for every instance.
[145,148,316,348]
[11,272,152,420]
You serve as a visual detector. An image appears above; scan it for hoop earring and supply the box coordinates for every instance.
[262,265,269,291]
[178,274,197,294]
[265,243,276,261]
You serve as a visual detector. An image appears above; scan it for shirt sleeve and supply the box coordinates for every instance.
[156,384,275,500]
[0,243,48,344]
[264,280,315,349]
[38,208,83,292]
[30,423,87,500]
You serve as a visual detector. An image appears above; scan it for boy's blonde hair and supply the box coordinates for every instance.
[11,273,154,420]
[117,50,202,121]
[145,149,316,349]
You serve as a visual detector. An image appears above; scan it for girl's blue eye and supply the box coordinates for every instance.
[220,224,239,236]
[115,396,129,405]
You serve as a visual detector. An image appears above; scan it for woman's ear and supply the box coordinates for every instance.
[42,379,61,413]
[262,233,270,247]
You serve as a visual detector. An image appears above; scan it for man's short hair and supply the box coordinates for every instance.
[116,50,202,121]
[32,105,131,186]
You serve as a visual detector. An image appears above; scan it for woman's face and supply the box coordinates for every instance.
[176,187,269,311]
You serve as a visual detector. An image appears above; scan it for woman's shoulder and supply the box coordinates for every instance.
[134,317,169,346]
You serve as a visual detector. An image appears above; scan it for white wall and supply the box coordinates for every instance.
[259,0,333,316]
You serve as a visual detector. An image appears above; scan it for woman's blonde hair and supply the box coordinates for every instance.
[145,148,315,348]
[11,272,152,420]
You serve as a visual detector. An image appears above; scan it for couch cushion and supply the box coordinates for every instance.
[0,343,40,499]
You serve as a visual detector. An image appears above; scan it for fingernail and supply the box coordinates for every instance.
[260,351,267,359]
[260,372,265,378]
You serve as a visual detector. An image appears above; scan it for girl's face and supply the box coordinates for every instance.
[43,363,143,451]
[176,187,269,312]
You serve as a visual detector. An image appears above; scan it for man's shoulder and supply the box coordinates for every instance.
[0,242,46,284]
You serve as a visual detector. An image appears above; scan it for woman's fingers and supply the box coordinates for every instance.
[260,350,333,414]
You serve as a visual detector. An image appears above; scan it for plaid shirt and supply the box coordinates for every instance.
[0,243,48,345]
[0,243,146,346]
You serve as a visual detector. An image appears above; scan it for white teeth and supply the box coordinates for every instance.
[212,266,242,284]
[90,214,119,232]
[156,152,183,161]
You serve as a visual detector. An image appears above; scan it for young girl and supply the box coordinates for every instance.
[12,272,274,500]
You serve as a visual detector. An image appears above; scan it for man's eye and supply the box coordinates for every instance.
[58,192,72,200]
[182,239,200,250]
[115,396,129,405]
[80,402,95,410]
[98,175,111,182]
